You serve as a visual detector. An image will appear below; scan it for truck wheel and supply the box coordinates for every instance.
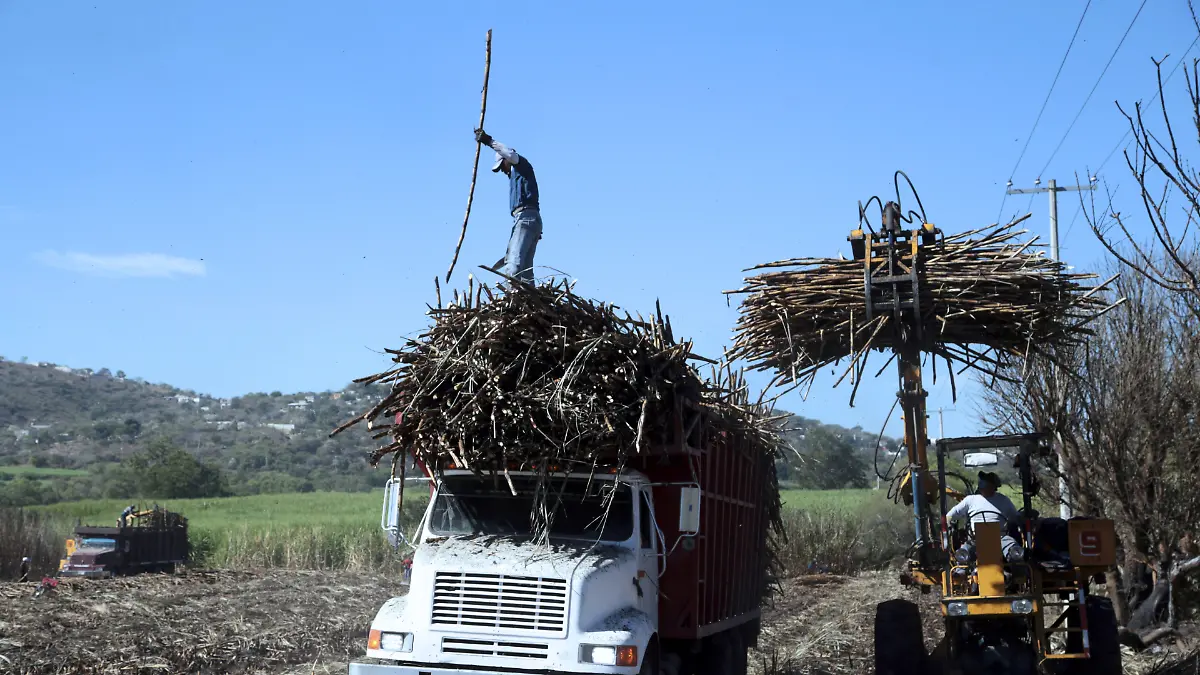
[640,640,659,675]
[875,599,926,675]
[699,631,744,675]
[729,630,748,675]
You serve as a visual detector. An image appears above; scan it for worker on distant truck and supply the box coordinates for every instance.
[948,471,1024,562]
[119,505,136,527]
[474,128,541,283]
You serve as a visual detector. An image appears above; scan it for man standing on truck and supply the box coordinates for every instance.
[474,128,541,283]
[120,504,136,527]
[947,471,1024,562]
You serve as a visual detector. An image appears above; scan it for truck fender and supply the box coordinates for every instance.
[586,608,657,655]
[371,596,410,629]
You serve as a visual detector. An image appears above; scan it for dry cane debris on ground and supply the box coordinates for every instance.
[726,219,1116,398]
[1124,641,1200,675]
[750,572,943,675]
[0,569,399,675]
[3,569,1192,675]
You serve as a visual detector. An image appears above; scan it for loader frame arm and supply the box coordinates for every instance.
[850,202,943,579]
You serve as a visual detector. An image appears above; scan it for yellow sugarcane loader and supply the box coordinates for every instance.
[856,206,1121,675]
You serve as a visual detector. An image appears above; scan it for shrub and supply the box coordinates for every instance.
[776,495,910,575]
[0,507,67,580]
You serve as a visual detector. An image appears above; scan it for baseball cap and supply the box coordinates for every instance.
[490,151,508,172]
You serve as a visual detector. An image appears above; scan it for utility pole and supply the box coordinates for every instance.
[936,407,955,441]
[1006,177,1096,520]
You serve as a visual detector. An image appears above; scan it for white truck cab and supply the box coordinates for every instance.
[349,469,688,675]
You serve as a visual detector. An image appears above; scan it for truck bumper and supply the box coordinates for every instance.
[59,569,110,579]
[347,663,405,675]
[350,663,590,675]
[350,665,530,675]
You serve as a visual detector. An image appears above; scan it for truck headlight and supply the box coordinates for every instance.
[580,645,637,667]
[368,629,414,653]
[1011,599,1034,615]
[946,601,969,617]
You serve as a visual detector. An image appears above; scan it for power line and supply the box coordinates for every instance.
[1095,33,1200,175]
[1008,1,1092,183]
[996,0,1093,226]
[1036,0,1150,180]
[1062,35,1200,252]
[1063,202,1085,244]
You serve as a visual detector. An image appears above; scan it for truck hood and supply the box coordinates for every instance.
[390,535,642,637]
[67,550,113,565]
[419,535,633,579]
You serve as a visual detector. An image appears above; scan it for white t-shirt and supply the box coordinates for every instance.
[947,492,1021,531]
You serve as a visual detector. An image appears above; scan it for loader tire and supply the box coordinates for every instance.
[875,599,927,675]
[1061,597,1121,675]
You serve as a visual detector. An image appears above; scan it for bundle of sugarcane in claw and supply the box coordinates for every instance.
[725,217,1121,399]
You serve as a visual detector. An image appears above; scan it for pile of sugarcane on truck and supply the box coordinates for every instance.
[351,404,777,675]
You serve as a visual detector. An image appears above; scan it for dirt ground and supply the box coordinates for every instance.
[0,569,396,675]
[1,570,1195,675]
[750,572,943,675]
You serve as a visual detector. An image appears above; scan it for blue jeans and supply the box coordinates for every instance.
[501,208,542,282]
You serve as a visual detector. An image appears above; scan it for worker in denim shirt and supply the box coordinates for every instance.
[475,129,541,283]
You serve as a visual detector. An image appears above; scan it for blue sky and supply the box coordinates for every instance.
[0,1,1193,441]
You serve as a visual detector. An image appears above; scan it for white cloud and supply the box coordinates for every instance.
[34,251,206,278]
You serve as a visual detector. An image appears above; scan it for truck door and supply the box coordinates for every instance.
[637,489,661,624]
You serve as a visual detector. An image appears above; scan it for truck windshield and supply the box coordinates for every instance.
[80,538,116,550]
[429,475,633,543]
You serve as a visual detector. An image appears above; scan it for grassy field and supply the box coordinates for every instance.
[35,491,430,572]
[780,488,876,510]
[0,465,89,477]
[41,488,880,530]
[21,487,910,576]
[41,492,393,529]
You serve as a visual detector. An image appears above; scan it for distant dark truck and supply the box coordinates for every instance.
[59,506,188,578]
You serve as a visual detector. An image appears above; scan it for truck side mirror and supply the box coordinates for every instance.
[679,487,701,535]
[381,479,402,536]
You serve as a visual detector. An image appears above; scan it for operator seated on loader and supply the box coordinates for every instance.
[947,471,1024,565]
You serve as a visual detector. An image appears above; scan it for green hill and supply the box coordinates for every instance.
[775,413,901,490]
[0,359,390,504]
[0,357,901,505]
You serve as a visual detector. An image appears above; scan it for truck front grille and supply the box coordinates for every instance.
[442,637,549,659]
[432,572,567,634]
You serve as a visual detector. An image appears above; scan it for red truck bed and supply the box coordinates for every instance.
[629,407,774,641]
